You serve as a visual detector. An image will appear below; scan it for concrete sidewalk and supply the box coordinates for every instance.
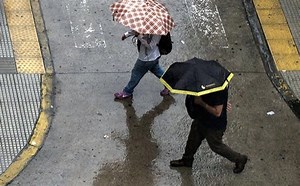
[0,0,299,185]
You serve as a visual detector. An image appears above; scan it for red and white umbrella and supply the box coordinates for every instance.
[110,0,175,35]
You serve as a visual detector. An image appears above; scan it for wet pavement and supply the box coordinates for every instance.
[1,0,300,185]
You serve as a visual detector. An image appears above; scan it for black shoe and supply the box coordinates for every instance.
[233,155,248,174]
[170,158,193,167]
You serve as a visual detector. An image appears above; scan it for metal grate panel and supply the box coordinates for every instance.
[0,1,14,58]
[0,0,16,74]
[281,71,300,100]
[0,74,41,174]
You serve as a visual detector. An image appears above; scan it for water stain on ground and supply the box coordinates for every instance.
[93,96,175,186]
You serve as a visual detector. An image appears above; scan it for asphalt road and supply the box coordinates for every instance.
[10,0,300,185]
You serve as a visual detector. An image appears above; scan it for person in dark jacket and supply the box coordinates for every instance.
[170,88,248,174]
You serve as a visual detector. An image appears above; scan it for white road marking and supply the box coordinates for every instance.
[66,0,106,48]
[185,0,229,48]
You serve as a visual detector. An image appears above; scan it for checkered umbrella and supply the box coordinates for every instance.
[110,0,175,35]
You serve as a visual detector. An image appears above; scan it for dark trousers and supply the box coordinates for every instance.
[183,119,244,163]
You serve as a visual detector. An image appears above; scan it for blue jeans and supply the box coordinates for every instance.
[123,58,164,94]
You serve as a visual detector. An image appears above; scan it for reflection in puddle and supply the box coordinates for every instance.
[93,96,175,186]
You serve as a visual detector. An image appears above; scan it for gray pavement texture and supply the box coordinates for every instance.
[1,0,300,186]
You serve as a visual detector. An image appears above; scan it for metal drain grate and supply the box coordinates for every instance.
[281,71,300,100]
[0,0,16,73]
[0,74,41,174]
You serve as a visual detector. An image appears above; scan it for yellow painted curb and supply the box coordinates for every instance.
[30,74,53,147]
[0,146,38,185]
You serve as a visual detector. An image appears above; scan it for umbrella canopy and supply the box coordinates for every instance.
[110,0,175,35]
[160,57,234,96]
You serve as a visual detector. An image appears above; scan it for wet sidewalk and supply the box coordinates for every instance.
[0,0,299,185]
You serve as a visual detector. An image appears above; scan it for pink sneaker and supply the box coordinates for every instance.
[114,91,132,100]
[160,88,170,96]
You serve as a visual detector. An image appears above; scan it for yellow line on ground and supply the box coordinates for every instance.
[253,0,300,70]
[4,0,45,73]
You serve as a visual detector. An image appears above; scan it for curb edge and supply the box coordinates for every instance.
[242,0,300,119]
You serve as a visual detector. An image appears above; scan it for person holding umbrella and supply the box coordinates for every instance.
[170,89,248,174]
[160,58,248,173]
[110,0,175,99]
[114,31,170,99]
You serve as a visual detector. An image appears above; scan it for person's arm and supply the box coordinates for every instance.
[137,34,160,49]
[121,30,138,40]
[194,96,223,117]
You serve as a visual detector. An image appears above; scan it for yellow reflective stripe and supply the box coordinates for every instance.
[160,73,234,96]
